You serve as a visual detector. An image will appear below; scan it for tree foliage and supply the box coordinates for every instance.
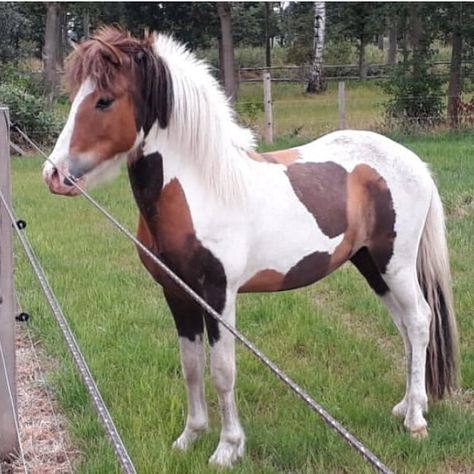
[1,2,474,133]
[382,4,445,127]
[0,3,33,62]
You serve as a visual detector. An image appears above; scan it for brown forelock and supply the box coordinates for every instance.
[65,26,152,97]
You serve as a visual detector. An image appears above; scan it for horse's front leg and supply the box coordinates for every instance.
[208,291,245,466]
[164,289,209,451]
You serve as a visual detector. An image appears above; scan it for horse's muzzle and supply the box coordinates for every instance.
[43,162,82,196]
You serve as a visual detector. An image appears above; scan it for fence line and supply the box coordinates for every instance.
[239,60,474,83]
[0,107,20,464]
[235,79,474,141]
[0,189,137,474]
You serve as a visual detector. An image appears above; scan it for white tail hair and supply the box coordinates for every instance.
[417,181,459,399]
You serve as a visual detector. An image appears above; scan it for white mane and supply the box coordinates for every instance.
[152,34,256,204]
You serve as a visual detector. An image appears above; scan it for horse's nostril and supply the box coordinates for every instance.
[63,176,74,187]
[50,167,60,185]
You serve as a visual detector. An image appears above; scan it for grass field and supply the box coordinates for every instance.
[10,130,474,473]
[237,81,389,139]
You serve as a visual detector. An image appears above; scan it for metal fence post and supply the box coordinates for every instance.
[0,107,18,460]
[338,81,346,129]
[263,71,273,144]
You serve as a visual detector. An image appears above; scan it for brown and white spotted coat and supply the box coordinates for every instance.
[43,27,458,468]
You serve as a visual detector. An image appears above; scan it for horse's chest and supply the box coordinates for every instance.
[132,171,227,296]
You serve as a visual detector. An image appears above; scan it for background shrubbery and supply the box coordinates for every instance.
[0,65,61,145]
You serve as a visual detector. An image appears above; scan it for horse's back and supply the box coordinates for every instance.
[299,130,429,179]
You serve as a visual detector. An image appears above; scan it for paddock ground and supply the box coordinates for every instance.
[10,131,474,473]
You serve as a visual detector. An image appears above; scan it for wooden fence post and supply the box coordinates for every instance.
[338,81,346,129]
[263,71,273,144]
[0,107,18,460]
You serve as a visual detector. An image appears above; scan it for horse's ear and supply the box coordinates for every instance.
[94,37,123,65]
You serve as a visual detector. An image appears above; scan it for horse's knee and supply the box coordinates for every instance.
[211,358,236,392]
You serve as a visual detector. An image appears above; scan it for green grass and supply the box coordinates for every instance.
[11,130,474,473]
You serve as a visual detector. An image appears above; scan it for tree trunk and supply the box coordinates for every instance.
[358,37,368,80]
[44,2,60,104]
[83,10,90,40]
[265,2,272,68]
[57,7,65,70]
[388,24,397,65]
[377,34,384,51]
[408,3,422,52]
[217,2,237,102]
[306,1,326,94]
[447,28,463,127]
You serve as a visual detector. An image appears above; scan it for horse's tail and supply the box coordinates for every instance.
[417,180,459,399]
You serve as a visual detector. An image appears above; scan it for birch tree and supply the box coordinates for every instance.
[306,1,326,93]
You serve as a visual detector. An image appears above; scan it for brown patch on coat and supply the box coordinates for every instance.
[286,162,348,238]
[155,179,195,252]
[345,164,396,273]
[240,163,396,294]
[248,149,301,166]
[239,269,284,292]
[283,251,332,290]
[134,177,226,344]
[136,214,162,282]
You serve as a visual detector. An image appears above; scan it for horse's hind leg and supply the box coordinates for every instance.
[164,289,209,451]
[351,248,429,437]
[379,292,412,417]
[351,249,412,416]
[381,268,431,438]
[208,291,245,467]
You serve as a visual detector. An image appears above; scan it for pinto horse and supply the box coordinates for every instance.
[43,27,458,467]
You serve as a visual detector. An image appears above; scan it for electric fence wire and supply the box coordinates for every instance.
[11,123,394,474]
[0,190,137,474]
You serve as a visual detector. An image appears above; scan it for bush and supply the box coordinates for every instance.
[0,82,60,145]
[382,59,444,131]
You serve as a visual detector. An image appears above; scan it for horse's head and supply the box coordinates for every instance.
[43,26,172,196]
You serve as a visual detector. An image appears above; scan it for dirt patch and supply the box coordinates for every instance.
[0,324,79,473]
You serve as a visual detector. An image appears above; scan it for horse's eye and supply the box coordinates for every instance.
[95,98,114,110]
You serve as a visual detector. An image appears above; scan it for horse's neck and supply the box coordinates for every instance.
[142,120,254,208]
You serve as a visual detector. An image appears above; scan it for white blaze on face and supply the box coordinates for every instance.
[42,78,96,182]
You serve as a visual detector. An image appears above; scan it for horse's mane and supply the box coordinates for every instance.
[67,26,256,204]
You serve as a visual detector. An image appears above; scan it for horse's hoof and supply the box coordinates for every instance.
[172,427,206,451]
[392,400,408,418]
[410,426,428,440]
[209,437,245,467]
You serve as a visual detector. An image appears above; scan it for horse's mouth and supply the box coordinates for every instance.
[44,166,85,196]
